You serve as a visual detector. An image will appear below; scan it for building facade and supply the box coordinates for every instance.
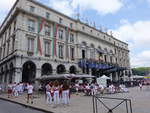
[0,0,131,86]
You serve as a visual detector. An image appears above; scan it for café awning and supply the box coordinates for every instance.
[36,74,95,80]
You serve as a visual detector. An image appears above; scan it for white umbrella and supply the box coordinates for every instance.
[100,75,110,79]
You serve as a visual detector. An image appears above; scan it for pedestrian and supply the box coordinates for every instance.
[27,82,34,104]
[14,83,19,97]
[7,83,12,98]
[0,84,2,94]
[62,81,70,105]
[139,82,142,91]
[75,82,79,95]
[45,82,53,105]
[53,80,60,106]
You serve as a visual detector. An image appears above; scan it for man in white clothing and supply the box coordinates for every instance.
[27,82,34,104]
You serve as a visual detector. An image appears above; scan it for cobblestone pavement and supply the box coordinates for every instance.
[0,86,150,113]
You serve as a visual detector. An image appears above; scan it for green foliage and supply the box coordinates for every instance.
[132,67,150,76]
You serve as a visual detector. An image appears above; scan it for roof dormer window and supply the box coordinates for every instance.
[30,6,35,12]
[46,12,50,19]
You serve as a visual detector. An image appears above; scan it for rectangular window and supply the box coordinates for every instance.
[0,47,2,60]
[9,26,11,37]
[30,6,35,12]
[70,33,74,43]
[45,25,51,36]
[12,36,15,52]
[7,41,10,55]
[116,58,118,63]
[1,36,3,46]
[14,21,16,32]
[70,23,73,28]
[27,38,34,54]
[70,47,75,60]
[104,55,107,62]
[46,12,50,19]
[58,29,63,39]
[3,45,5,58]
[44,41,50,57]
[4,32,7,43]
[58,44,63,59]
[110,56,113,63]
[28,19,35,32]
[59,18,63,24]
[90,49,95,59]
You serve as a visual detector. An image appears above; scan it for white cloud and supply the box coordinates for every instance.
[48,0,123,16]
[0,0,16,25]
[49,0,74,16]
[131,50,150,67]
[72,0,123,15]
[113,20,150,67]
[147,0,150,3]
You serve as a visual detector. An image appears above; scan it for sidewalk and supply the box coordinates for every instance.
[0,92,93,113]
[0,87,150,113]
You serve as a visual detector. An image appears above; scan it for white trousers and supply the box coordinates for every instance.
[54,91,60,105]
[14,90,18,97]
[46,92,52,104]
[62,90,69,105]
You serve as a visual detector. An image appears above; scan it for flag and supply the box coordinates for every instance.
[38,36,42,55]
[37,17,45,55]
[52,23,59,57]
[38,17,45,33]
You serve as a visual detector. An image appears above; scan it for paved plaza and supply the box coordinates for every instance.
[0,86,150,113]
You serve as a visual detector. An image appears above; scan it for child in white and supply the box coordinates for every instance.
[53,81,60,106]
[62,81,70,105]
[75,82,79,95]
[14,83,19,97]
[45,83,52,104]
[27,82,34,104]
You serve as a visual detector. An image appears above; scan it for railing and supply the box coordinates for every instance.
[92,95,133,113]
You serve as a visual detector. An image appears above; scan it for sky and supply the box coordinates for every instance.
[0,0,150,68]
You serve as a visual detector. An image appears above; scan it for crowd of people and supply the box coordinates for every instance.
[73,82,129,96]
[0,80,130,108]
[5,82,34,103]
[45,80,70,107]
[4,80,70,107]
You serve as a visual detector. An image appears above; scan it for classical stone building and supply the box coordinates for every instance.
[0,0,131,85]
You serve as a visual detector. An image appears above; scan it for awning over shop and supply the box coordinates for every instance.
[104,67,127,73]
[36,74,95,80]
[96,49,105,54]
[78,60,113,70]
[100,75,110,79]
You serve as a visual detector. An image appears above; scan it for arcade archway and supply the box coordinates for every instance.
[57,64,66,74]
[41,63,53,76]
[9,63,14,83]
[22,61,36,83]
[69,66,77,74]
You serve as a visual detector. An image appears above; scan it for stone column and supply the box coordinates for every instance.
[14,68,22,83]
[36,68,41,78]
[34,68,41,90]
[109,73,113,81]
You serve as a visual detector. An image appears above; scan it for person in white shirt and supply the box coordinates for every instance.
[139,82,143,91]
[45,82,53,105]
[27,82,34,104]
[62,81,70,105]
[53,80,60,106]
[75,82,79,95]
